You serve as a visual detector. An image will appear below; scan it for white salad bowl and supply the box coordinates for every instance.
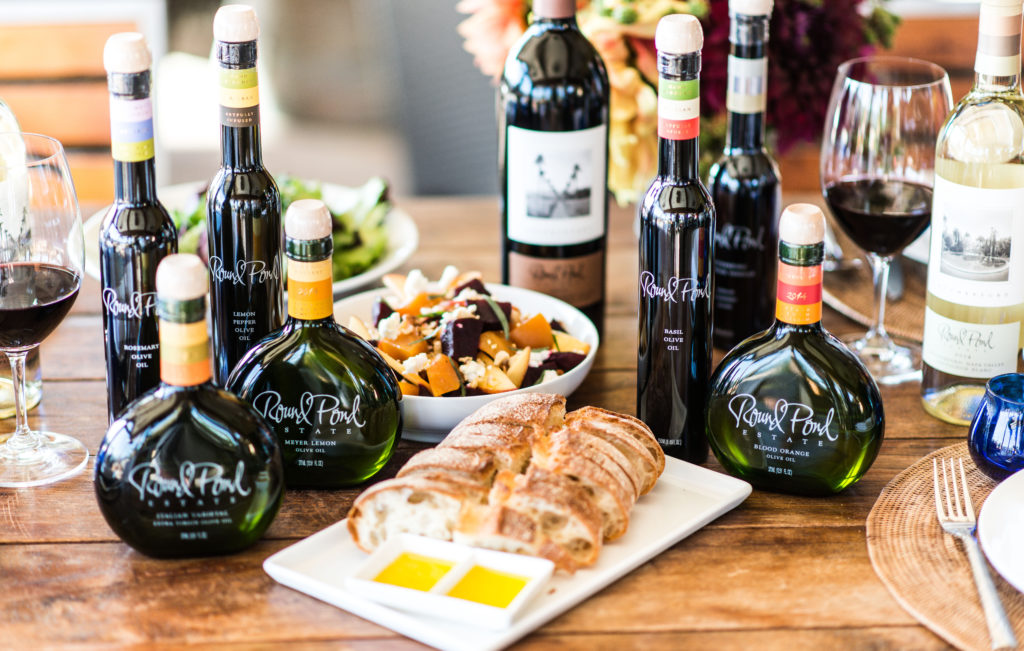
[333,283,599,442]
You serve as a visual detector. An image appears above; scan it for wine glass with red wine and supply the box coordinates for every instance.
[821,57,952,384]
[0,133,85,486]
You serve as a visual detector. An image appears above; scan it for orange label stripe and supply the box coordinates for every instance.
[288,259,334,320]
[776,262,822,325]
[159,320,211,386]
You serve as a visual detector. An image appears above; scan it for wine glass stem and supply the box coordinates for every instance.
[867,252,893,344]
[5,350,34,448]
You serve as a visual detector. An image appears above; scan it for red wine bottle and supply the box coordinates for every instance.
[637,15,715,463]
[95,254,283,558]
[498,0,609,334]
[99,33,177,421]
[708,0,781,350]
[207,5,283,384]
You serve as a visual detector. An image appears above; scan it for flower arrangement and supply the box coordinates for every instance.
[458,0,899,204]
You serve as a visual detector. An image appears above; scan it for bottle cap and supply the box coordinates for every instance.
[103,33,151,74]
[779,204,826,245]
[655,14,704,56]
[214,4,260,43]
[533,0,576,19]
[157,254,209,301]
[730,0,773,16]
[285,199,333,241]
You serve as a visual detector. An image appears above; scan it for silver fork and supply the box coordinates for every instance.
[933,458,1018,650]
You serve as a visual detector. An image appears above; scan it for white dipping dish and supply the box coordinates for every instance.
[333,283,599,442]
[83,180,419,299]
[978,469,1024,594]
[345,534,554,630]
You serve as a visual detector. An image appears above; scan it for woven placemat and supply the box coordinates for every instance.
[822,217,926,343]
[866,442,1024,650]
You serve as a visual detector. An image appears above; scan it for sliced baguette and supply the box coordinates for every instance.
[396,447,497,487]
[565,406,665,495]
[455,503,578,572]
[457,392,566,433]
[440,422,534,473]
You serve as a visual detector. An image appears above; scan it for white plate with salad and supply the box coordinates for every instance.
[83,176,418,298]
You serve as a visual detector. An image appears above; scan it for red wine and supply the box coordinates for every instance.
[824,178,932,257]
[498,0,609,334]
[207,10,283,384]
[709,4,781,350]
[0,263,80,349]
[100,34,178,421]
[637,16,714,463]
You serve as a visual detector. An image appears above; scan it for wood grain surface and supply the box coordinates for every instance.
[1,196,962,648]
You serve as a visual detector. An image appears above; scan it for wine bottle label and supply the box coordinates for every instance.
[219,67,260,128]
[927,175,1024,308]
[509,249,603,307]
[976,0,1022,77]
[109,96,155,162]
[505,124,607,247]
[922,307,1019,378]
[287,259,333,320]
[775,261,822,325]
[160,320,212,386]
[658,78,699,140]
[726,56,767,114]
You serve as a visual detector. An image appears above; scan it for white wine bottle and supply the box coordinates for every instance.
[922,0,1024,425]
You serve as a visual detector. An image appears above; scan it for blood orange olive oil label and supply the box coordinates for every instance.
[658,78,699,140]
[776,261,822,325]
[505,124,607,247]
[219,67,259,128]
[287,259,333,320]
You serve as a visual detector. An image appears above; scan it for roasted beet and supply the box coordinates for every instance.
[470,300,512,331]
[522,360,558,387]
[453,278,490,297]
[371,298,395,326]
[547,351,586,372]
[441,318,482,361]
[549,319,567,333]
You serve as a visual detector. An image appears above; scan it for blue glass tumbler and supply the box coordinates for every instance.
[968,373,1024,480]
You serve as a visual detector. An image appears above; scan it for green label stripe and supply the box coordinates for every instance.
[659,79,699,101]
[112,140,155,163]
[220,67,258,89]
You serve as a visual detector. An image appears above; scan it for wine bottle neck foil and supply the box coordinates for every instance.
[974,0,1022,88]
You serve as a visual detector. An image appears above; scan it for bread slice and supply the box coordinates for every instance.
[457,392,567,433]
[440,422,534,473]
[532,428,636,541]
[396,447,497,487]
[487,468,603,570]
[455,503,578,572]
[347,475,488,553]
[565,407,665,495]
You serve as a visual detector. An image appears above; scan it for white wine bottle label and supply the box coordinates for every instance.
[506,124,607,246]
[726,55,767,114]
[928,175,1024,308]
[922,307,1019,378]
[976,0,1022,77]
[508,249,603,306]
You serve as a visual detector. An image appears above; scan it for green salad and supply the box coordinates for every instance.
[171,175,391,281]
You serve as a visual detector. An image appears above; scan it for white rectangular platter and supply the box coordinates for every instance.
[263,457,751,651]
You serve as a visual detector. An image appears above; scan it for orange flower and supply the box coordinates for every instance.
[456,0,528,78]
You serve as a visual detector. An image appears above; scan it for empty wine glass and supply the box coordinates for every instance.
[821,56,952,384]
[0,133,86,486]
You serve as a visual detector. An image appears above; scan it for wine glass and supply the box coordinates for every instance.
[0,133,85,486]
[821,56,952,385]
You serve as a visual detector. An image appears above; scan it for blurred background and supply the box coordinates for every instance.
[0,0,985,206]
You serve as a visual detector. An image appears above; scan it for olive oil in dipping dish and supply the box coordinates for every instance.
[706,204,884,495]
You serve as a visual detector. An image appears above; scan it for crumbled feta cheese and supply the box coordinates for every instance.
[454,287,484,302]
[529,349,550,366]
[402,353,429,376]
[435,265,459,293]
[492,350,510,368]
[538,369,560,385]
[459,359,487,388]
[403,269,429,299]
[439,303,477,327]
[377,312,402,340]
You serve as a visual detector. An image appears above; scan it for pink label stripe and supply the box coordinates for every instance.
[980,11,1023,35]
[659,117,699,140]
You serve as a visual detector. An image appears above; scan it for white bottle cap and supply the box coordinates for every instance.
[533,0,575,19]
[103,33,151,74]
[730,0,773,16]
[655,14,704,56]
[285,199,333,241]
[779,204,825,245]
[214,4,260,43]
[157,254,209,301]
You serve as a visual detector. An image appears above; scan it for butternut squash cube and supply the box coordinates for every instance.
[510,313,554,349]
[552,331,590,355]
[426,355,462,397]
[478,331,513,359]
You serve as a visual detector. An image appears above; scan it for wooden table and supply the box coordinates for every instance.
[3,196,960,649]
